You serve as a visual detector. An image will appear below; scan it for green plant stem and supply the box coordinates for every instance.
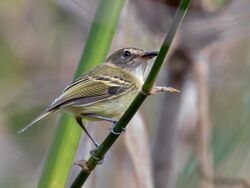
[70,0,192,187]
[37,0,125,187]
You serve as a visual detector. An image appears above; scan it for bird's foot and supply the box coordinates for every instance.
[109,121,127,135]
[90,148,104,165]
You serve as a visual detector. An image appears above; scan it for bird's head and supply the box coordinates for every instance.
[106,47,158,77]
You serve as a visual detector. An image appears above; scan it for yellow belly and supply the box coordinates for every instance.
[69,90,139,120]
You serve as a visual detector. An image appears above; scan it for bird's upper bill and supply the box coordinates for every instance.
[140,50,158,60]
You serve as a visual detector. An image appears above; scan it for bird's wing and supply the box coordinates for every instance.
[47,75,136,111]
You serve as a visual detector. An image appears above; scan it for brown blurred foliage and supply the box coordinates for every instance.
[1,0,250,188]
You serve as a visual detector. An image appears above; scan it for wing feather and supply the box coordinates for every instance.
[47,75,135,110]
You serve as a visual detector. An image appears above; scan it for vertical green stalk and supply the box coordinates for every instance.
[37,0,125,187]
[71,0,192,187]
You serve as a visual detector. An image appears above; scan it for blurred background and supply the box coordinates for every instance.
[1,0,250,187]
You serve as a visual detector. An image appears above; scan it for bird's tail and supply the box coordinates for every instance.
[18,109,57,133]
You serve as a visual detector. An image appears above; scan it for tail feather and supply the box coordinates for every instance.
[18,110,56,133]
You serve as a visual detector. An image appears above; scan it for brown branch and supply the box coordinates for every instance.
[193,51,214,188]
[194,50,250,188]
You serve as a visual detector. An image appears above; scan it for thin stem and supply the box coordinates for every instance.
[70,0,192,187]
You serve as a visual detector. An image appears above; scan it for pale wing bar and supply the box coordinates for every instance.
[47,76,134,111]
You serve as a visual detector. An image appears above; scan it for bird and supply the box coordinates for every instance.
[19,47,178,147]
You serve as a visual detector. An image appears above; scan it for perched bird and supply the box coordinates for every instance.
[19,47,178,146]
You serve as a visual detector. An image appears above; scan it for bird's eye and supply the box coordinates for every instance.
[123,50,131,58]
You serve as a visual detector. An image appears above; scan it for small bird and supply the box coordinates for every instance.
[19,47,178,146]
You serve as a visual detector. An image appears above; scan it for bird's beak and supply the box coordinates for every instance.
[141,50,158,60]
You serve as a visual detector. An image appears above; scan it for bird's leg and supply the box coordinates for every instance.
[149,86,180,95]
[85,114,126,135]
[75,117,99,148]
[76,117,104,164]
[76,115,127,166]
[86,115,125,165]
[85,114,117,123]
